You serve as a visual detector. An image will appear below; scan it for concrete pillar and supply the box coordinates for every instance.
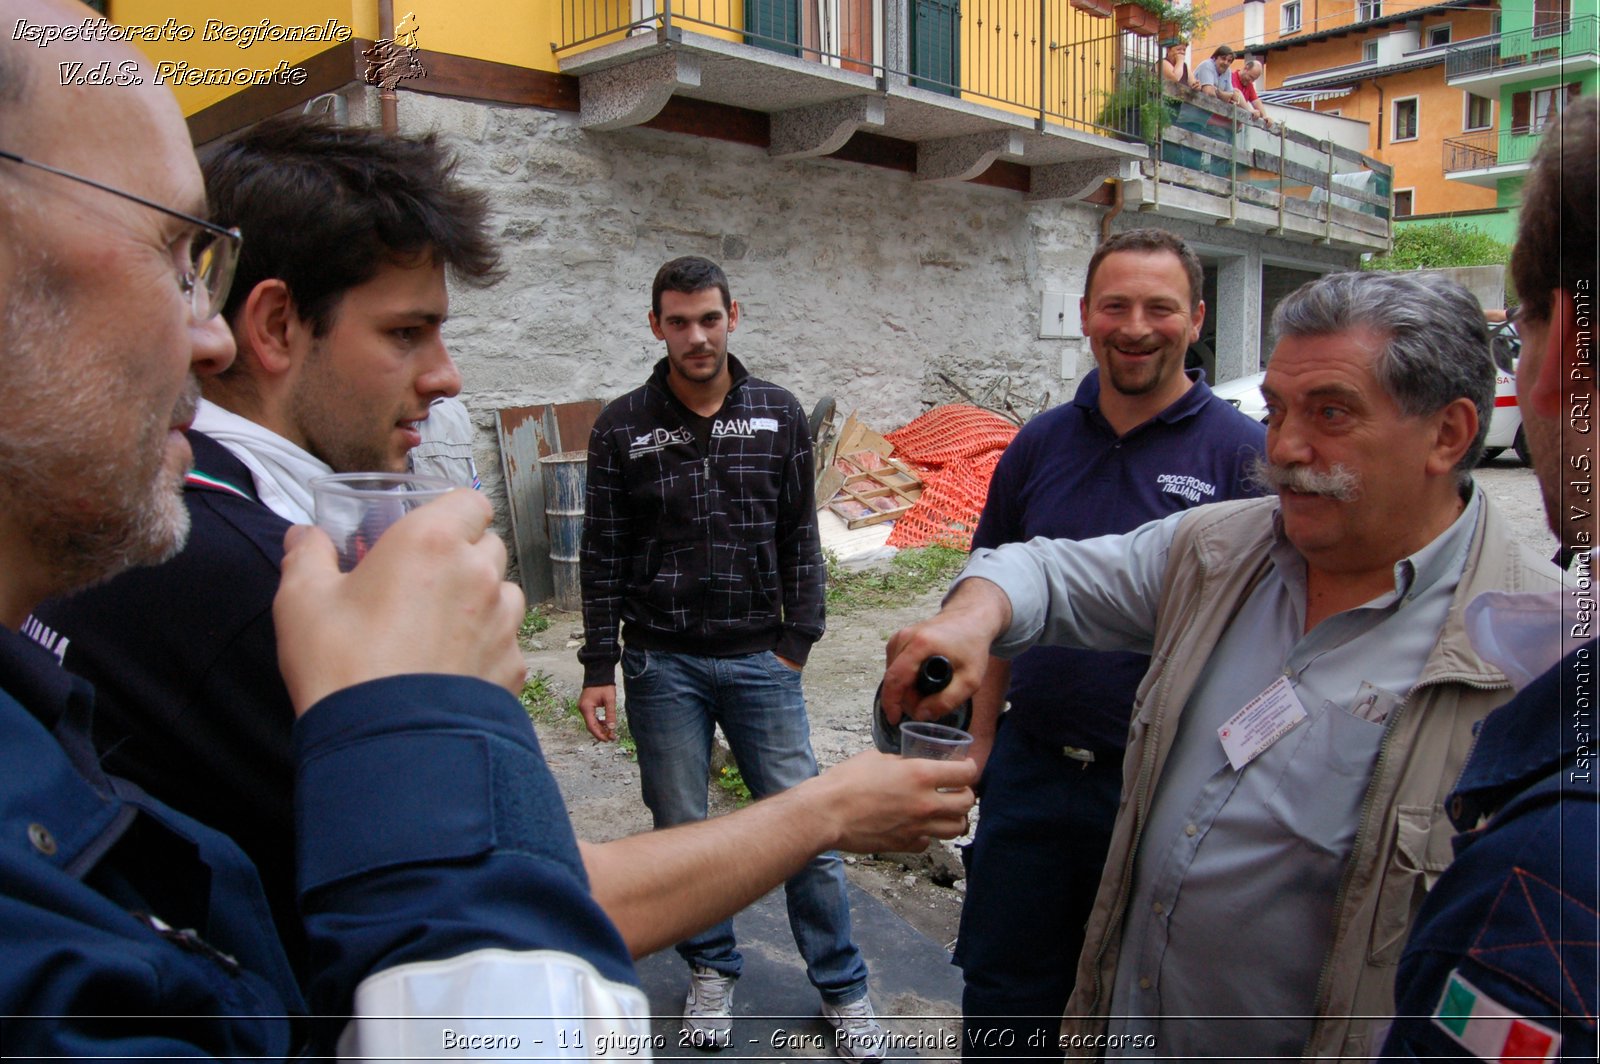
[883,0,909,90]
[1210,248,1261,381]
[1242,0,1266,48]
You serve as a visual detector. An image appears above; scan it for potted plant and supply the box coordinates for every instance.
[1165,1,1212,41]
[1096,66,1170,144]
[1071,0,1116,18]
[1114,0,1162,36]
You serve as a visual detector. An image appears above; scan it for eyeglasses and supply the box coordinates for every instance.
[0,148,242,320]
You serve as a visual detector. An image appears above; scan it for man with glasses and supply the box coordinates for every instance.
[0,2,640,1053]
[30,113,500,976]
[2,2,974,1056]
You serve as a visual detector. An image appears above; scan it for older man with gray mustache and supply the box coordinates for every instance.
[880,269,1561,1061]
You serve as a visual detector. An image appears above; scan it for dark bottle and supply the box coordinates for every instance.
[871,655,974,754]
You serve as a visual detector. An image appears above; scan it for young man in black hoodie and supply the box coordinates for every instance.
[579,256,881,1059]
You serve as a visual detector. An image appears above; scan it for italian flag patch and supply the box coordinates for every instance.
[1432,970,1562,1061]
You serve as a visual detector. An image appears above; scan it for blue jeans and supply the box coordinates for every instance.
[621,647,868,1003]
[955,716,1122,1060]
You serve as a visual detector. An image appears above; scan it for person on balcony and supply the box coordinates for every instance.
[1159,39,1194,92]
[1232,59,1276,130]
[1192,44,1244,107]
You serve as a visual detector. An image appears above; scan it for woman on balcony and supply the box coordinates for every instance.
[1159,39,1195,91]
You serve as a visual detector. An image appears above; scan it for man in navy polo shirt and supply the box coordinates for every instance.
[956,228,1265,1059]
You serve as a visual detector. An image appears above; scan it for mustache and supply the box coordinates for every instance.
[172,377,201,427]
[1245,454,1361,502]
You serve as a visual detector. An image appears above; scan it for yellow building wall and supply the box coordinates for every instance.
[111,0,366,114]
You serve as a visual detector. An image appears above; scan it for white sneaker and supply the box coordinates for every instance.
[822,994,887,1062]
[682,965,735,1050]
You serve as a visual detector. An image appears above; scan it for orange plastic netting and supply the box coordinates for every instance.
[883,405,1018,550]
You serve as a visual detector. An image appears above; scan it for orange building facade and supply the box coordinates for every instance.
[1194,1,1500,217]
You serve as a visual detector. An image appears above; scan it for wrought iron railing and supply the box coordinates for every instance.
[554,0,1393,237]
[555,1,1149,138]
[1445,15,1598,80]
[1442,126,1545,173]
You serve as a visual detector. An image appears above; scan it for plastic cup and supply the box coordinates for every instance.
[898,721,975,761]
[311,472,456,571]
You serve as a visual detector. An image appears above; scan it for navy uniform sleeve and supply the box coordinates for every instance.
[294,675,642,1052]
[972,425,1033,552]
[1383,800,1598,1060]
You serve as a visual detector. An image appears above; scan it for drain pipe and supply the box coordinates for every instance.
[1099,178,1125,244]
[378,0,398,133]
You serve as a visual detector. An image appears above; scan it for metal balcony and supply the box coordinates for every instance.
[1442,127,1545,186]
[1445,16,1599,92]
[552,2,1391,249]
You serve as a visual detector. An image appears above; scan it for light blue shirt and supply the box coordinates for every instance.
[960,488,1483,1059]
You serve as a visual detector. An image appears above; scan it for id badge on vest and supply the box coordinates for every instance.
[1218,675,1309,771]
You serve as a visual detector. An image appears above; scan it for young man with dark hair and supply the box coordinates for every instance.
[579,256,884,1059]
[32,119,975,992]
[955,228,1265,1059]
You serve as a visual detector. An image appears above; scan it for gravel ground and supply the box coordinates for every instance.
[524,455,1556,950]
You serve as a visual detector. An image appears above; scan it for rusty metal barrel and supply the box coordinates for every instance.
[538,450,587,611]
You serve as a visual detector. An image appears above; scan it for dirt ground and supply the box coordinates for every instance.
[522,457,1554,956]
[520,587,971,951]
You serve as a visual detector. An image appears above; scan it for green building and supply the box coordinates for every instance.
[1400,0,1596,244]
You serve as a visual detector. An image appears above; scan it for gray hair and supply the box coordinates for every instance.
[1270,270,1493,483]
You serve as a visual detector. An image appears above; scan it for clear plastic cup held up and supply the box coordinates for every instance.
[897,721,975,761]
[310,472,456,571]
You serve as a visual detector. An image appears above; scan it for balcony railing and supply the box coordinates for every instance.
[1442,127,1545,174]
[1128,73,1392,235]
[556,1,1148,139]
[1445,15,1598,80]
[554,3,1392,246]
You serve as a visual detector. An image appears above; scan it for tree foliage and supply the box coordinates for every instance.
[1365,222,1510,272]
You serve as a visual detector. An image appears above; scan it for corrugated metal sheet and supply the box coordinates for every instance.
[496,400,603,605]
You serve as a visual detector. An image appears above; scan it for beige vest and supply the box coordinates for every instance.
[1060,494,1561,1061]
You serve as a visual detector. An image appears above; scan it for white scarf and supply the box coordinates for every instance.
[192,399,331,525]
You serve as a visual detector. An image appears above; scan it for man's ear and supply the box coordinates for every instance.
[237,279,307,377]
[726,299,739,333]
[1425,396,1479,477]
[1527,289,1575,421]
[648,309,665,342]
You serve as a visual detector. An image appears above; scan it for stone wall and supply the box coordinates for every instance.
[348,89,1357,561]
[391,91,1099,418]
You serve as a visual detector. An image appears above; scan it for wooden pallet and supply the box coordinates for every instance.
[824,454,924,529]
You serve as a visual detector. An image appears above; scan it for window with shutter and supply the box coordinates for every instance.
[1465,94,1493,130]
[910,0,960,96]
[1534,0,1570,36]
[746,0,801,57]
[1392,97,1419,141]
